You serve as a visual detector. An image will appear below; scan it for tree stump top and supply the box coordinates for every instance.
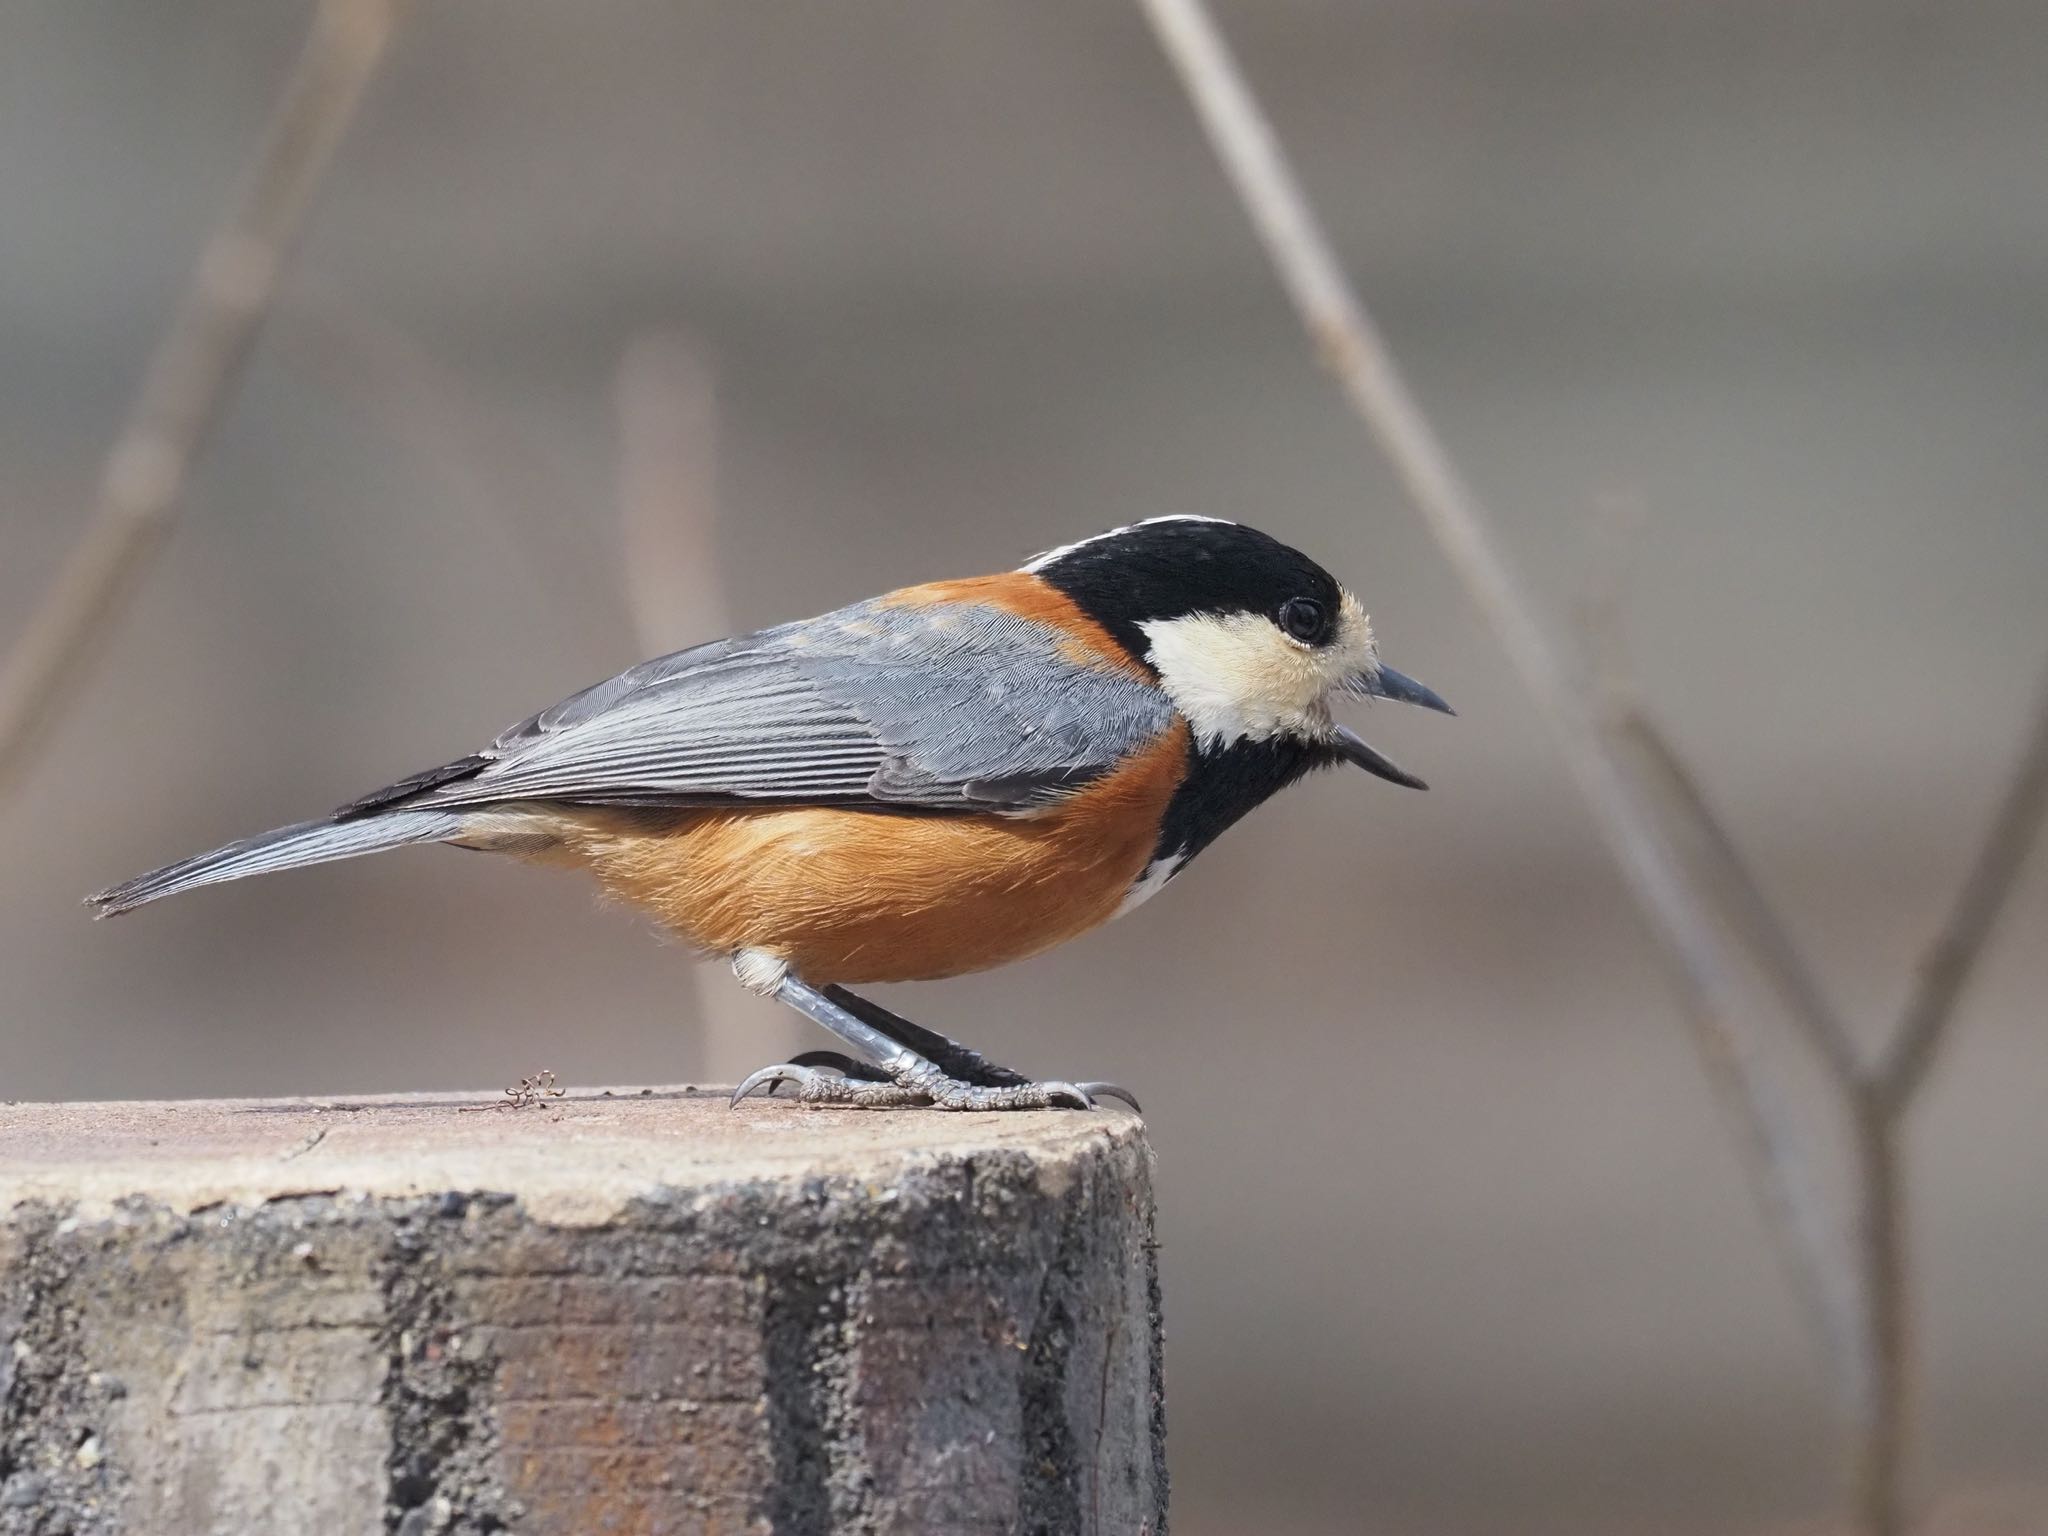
[0,1089,1164,1534]
[0,1085,1142,1225]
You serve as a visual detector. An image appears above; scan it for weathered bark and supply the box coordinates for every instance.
[0,1089,1165,1535]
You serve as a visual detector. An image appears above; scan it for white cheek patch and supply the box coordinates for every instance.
[1138,611,1328,748]
[1138,599,1378,748]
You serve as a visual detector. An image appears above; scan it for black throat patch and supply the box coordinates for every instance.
[1152,735,1335,869]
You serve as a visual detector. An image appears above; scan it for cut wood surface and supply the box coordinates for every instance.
[0,1089,1165,1535]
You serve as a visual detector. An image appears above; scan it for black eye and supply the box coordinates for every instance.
[1279,597,1326,643]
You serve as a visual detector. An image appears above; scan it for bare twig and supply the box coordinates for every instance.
[1575,489,1648,707]
[615,332,726,655]
[1137,0,1863,1396]
[0,0,408,798]
[1609,706,1864,1088]
[1851,1098,1911,1536]
[1141,6,2048,1531]
[1878,664,2048,1110]
[1658,950,1872,1416]
[1849,665,2048,1533]
[1578,504,1860,1076]
[1140,0,1751,1044]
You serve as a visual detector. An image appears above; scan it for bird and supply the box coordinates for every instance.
[87,516,1450,1112]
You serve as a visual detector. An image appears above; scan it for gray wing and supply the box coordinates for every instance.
[364,598,1172,817]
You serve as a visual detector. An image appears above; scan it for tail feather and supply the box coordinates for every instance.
[85,809,466,918]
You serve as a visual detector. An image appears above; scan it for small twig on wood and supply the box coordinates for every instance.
[459,1069,567,1112]
[0,0,409,800]
[1876,663,2048,1111]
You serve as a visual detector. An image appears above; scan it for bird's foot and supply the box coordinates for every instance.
[729,1051,1135,1112]
[727,1060,927,1108]
[813,988,1144,1110]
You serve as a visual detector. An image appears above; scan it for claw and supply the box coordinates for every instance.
[730,1063,805,1106]
[786,1050,891,1082]
[1076,1081,1143,1113]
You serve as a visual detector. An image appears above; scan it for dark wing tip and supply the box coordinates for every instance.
[333,753,491,819]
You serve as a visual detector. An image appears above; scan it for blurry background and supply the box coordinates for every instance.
[3,2,2046,1532]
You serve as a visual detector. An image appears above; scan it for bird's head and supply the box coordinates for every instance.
[1026,516,1451,787]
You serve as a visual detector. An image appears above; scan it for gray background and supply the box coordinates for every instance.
[3,3,2045,1531]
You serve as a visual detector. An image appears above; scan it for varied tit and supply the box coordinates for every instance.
[88,516,1451,1111]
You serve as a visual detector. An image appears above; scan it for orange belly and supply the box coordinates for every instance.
[530,720,1188,984]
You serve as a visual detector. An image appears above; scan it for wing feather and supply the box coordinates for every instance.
[384,598,1170,816]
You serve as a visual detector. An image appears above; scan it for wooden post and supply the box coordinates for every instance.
[0,1090,1165,1534]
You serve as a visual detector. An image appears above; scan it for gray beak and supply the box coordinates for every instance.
[1362,663,1455,716]
[1336,663,1453,791]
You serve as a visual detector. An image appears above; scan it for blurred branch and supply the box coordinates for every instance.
[0,0,409,800]
[1135,0,1863,1390]
[1852,663,2048,1536]
[1574,502,1871,1396]
[615,332,726,654]
[1851,1099,1911,1536]
[1137,0,1759,1053]
[1574,490,1647,706]
[611,331,802,1080]
[1656,943,1871,1414]
[1876,663,2048,1111]
[1138,4,2048,1532]
[1608,707,1863,1088]
[1577,497,1861,1083]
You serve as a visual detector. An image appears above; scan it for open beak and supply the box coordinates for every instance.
[1362,664,1454,716]
[1334,663,1454,791]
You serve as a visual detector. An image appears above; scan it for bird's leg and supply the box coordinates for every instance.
[820,985,1030,1086]
[724,950,1116,1111]
[822,985,1141,1110]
